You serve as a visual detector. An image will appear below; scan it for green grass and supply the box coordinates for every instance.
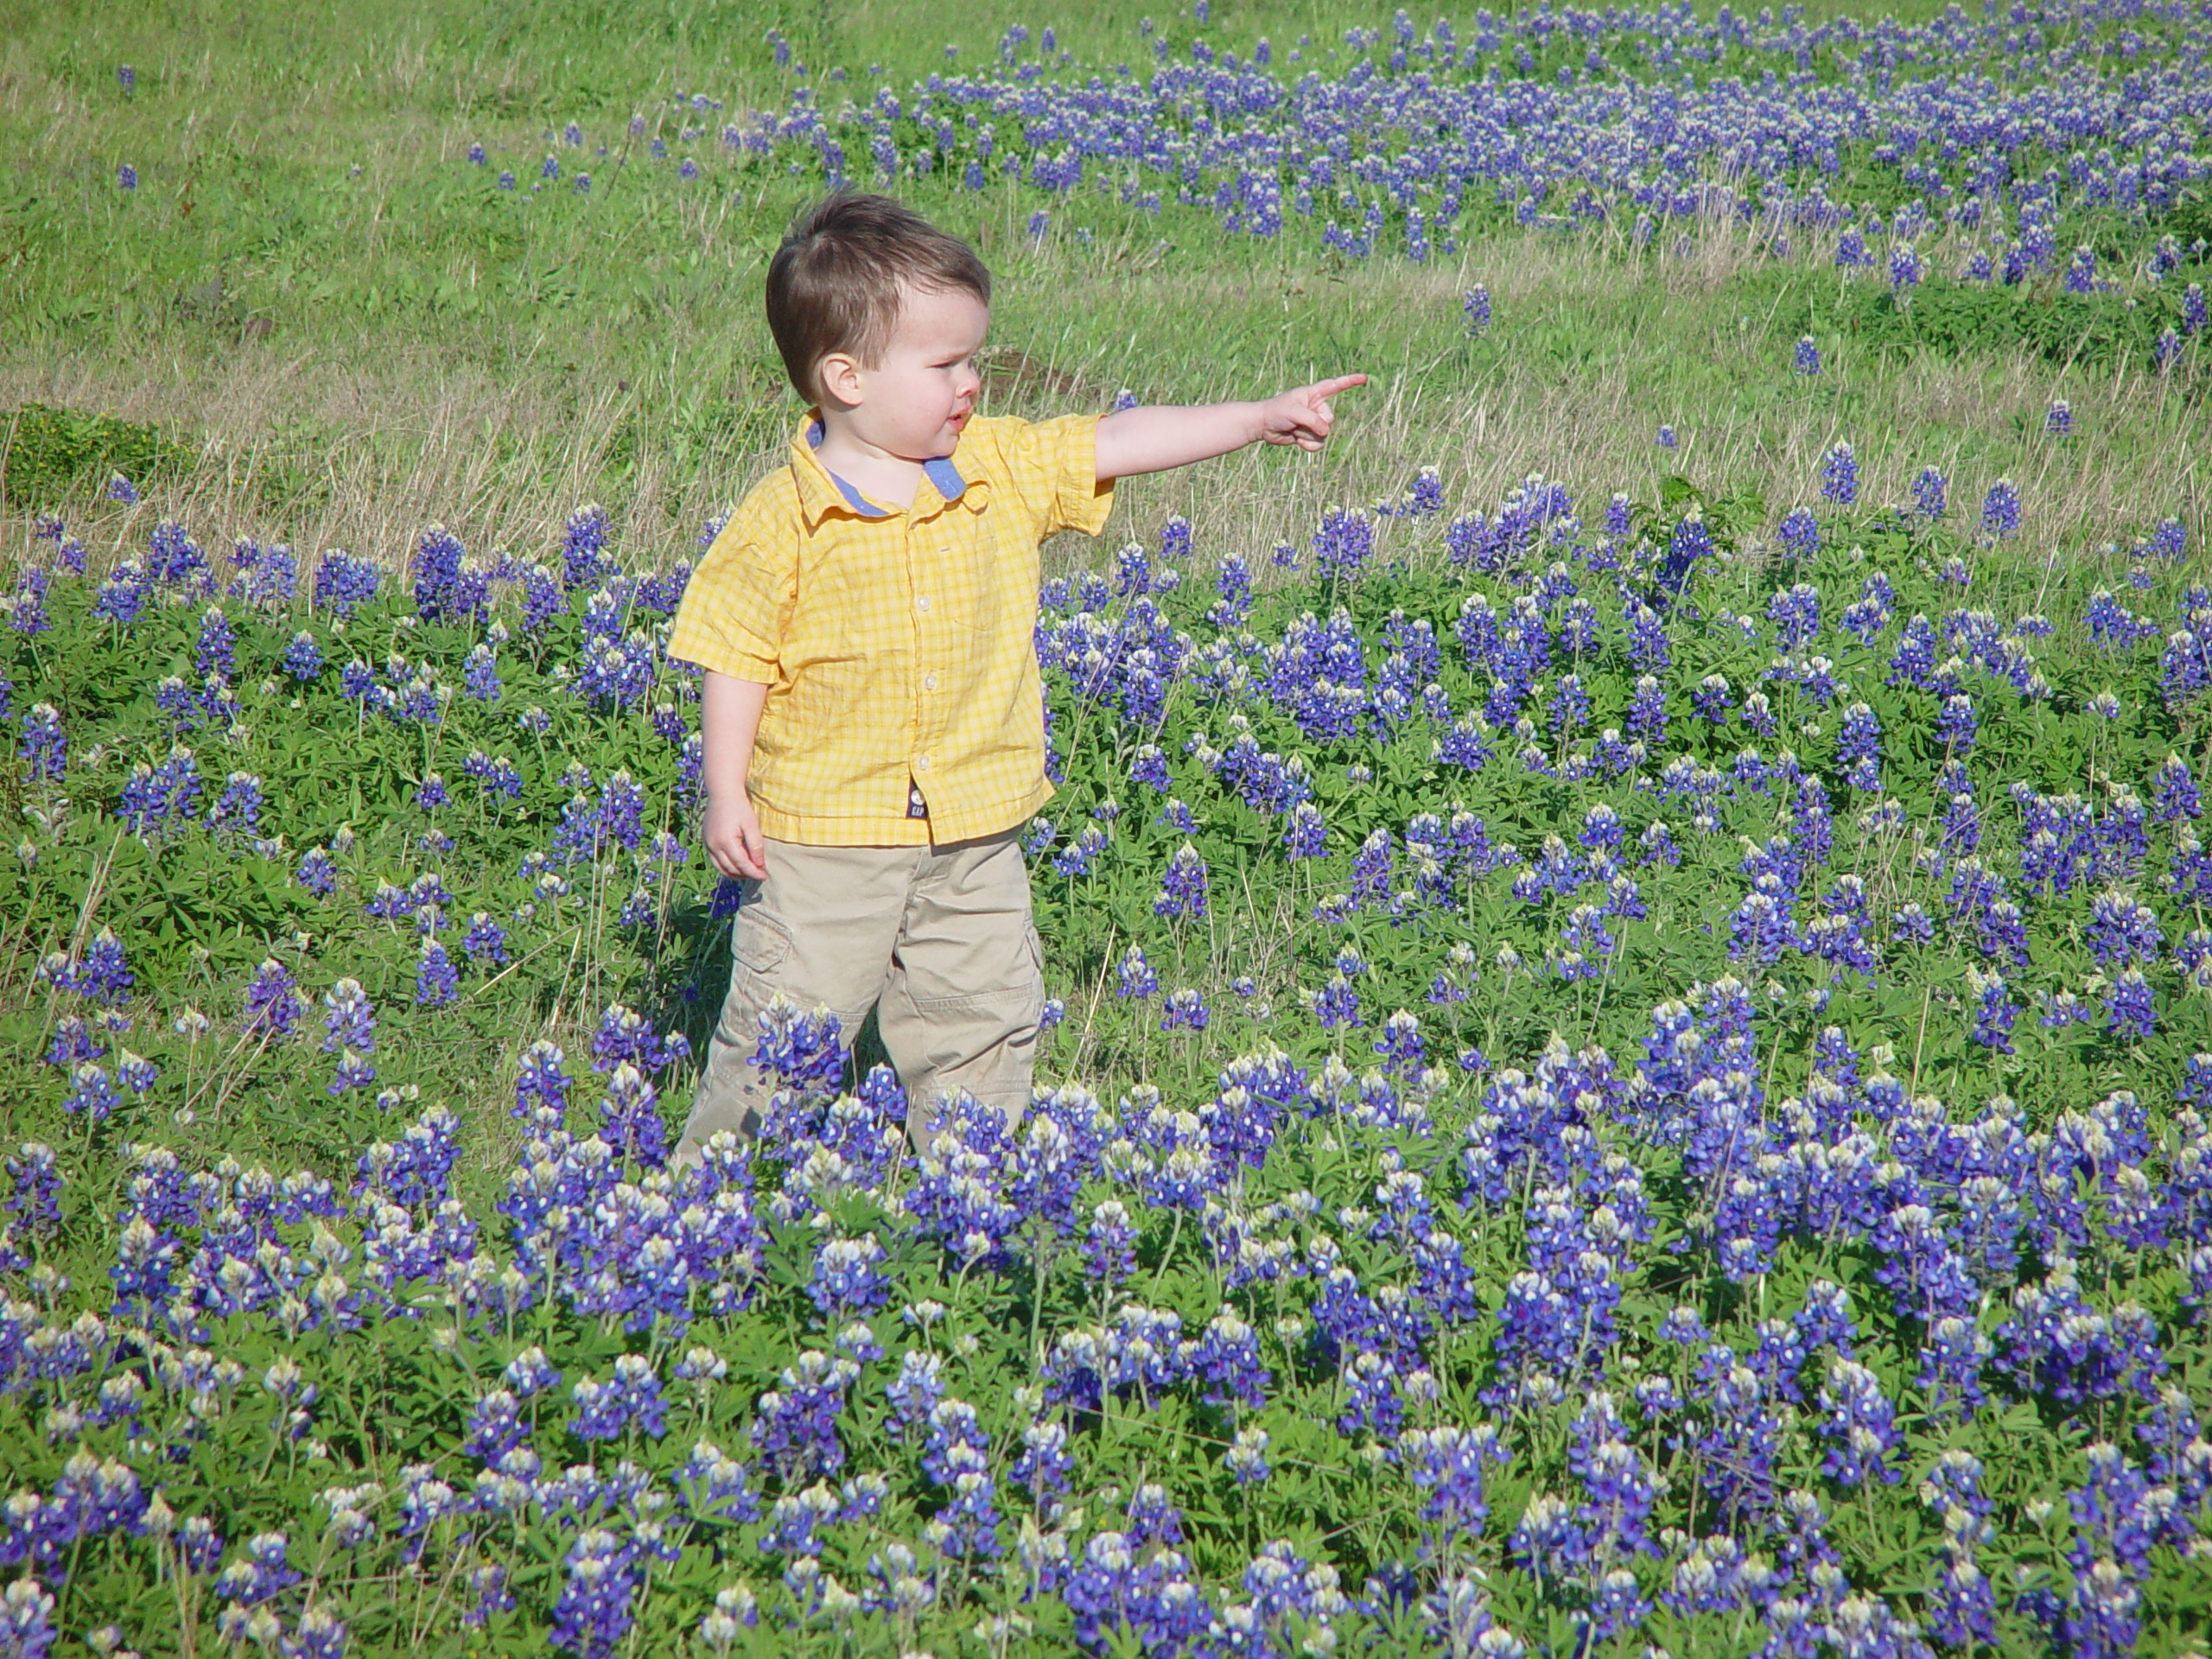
[0,0,2205,575]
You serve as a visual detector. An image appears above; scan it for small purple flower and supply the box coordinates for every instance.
[462,911,510,966]
[2104,969,2155,1042]
[1980,478,2021,540]
[1462,284,1491,334]
[1154,843,1209,919]
[1115,944,1159,1000]
[1818,441,1858,505]
[415,939,460,1008]
[242,959,302,1039]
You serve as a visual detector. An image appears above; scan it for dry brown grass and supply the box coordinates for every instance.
[3,220,2202,590]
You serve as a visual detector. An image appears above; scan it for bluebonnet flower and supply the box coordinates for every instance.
[810,1233,890,1319]
[1980,478,2020,540]
[321,978,374,1055]
[311,550,379,618]
[1400,1423,1508,1538]
[214,1531,302,1611]
[1816,1358,1902,1488]
[1063,1531,1210,1655]
[550,1528,640,1658]
[1350,826,1395,907]
[2086,891,2162,967]
[2152,754,2200,822]
[2045,397,2072,438]
[1129,744,1171,792]
[1223,1424,1270,1485]
[1656,424,1678,449]
[561,504,612,592]
[1992,1262,2165,1410]
[63,1062,120,1120]
[44,1016,105,1071]
[242,959,302,1039]
[1767,582,1820,648]
[1154,844,1209,918]
[1818,442,1858,505]
[461,642,501,702]
[1311,507,1374,581]
[570,1356,667,1442]
[461,912,508,967]
[591,1003,685,1076]
[1160,988,1207,1032]
[1051,822,1109,876]
[1283,800,1327,859]
[1115,944,1159,1001]
[1777,506,1819,560]
[1888,241,1921,292]
[1462,284,1491,334]
[1934,692,1977,752]
[2104,969,2155,1041]
[276,630,324,682]
[415,940,460,1008]
[1084,1199,1137,1287]
[3,565,51,634]
[1929,1557,1999,1649]
[594,1064,666,1166]
[1793,336,1821,375]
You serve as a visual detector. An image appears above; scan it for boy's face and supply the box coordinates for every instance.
[817,283,988,459]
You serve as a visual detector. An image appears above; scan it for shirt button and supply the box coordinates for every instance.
[916,754,931,771]
[924,673,938,691]
[916,594,931,613]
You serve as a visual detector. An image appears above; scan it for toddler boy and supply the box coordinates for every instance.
[668,191,1360,1160]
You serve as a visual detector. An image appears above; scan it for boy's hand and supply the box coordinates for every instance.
[1094,374,1365,480]
[1257,374,1368,451]
[703,792,767,881]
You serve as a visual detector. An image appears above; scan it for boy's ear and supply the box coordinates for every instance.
[816,350,865,406]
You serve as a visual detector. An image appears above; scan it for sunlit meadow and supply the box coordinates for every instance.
[3,2,2211,1656]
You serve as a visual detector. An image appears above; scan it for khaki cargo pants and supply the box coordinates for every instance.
[676,827,1044,1160]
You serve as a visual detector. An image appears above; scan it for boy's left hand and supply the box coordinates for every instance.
[1258,374,1368,451]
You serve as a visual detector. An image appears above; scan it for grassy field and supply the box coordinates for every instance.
[3,0,2203,578]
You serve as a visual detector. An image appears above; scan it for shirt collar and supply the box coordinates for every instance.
[791,414,976,525]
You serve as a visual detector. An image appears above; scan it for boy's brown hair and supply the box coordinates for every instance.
[766,193,991,404]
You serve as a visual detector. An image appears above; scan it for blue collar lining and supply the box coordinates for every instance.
[804,419,968,517]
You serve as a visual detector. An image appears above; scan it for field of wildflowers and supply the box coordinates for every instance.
[5,1,2212,1656]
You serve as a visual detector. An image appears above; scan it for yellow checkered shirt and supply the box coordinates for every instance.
[668,410,1115,845]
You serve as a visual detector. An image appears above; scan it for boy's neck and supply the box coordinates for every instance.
[810,411,927,512]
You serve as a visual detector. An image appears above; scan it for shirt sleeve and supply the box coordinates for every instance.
[1010,411,1116,539]
[666,519,792,683]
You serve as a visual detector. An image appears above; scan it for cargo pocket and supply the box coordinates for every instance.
[1021,916,1046,1016]
[732,905,793,982]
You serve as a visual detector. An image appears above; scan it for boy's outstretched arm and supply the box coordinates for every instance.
[1092,373,1367,481]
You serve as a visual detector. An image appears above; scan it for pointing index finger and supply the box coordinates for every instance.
[1313,372,1368,397]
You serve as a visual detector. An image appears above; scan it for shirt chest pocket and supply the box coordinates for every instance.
[799,531,906,654]
[932,518,1013,638]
